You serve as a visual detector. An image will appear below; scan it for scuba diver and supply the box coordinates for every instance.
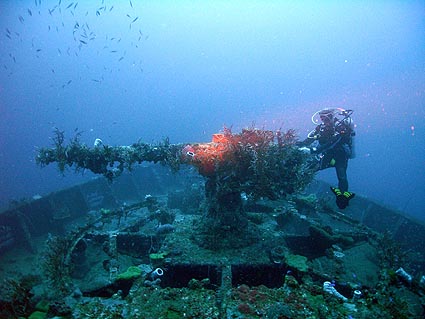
[299,108,356,209]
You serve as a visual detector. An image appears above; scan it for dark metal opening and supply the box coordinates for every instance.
[160,264,221,289]
[232,264,287,288]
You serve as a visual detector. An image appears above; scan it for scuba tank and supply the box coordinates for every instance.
[339,109,356,159]
[348,130,356,159]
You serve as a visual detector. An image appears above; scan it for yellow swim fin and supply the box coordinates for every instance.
[330,187,355,209]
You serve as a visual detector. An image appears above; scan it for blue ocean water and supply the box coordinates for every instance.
[0,1,424,219]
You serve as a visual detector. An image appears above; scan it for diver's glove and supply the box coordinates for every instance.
[330,187,355,209]
[298,147,317,154]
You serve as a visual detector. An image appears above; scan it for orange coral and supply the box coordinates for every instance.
[181,127,282,176]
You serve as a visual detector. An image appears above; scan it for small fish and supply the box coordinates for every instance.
[18,15,25,23]
[74,2,78,10]
[6,28,11,34]
[130,0,133,8]
[66,2,73,9]
[5,33,11,39]
[91,79,100,82]
[36,48,42,52]
[118,56,124,61]
[67,80,72,85]
[131,17,138,23]
[51,68,55,73]
[126,14,131,18]
[28,9,33,16]
[109,6,114,12]
[96,10,100,16]
[79,39,87,44]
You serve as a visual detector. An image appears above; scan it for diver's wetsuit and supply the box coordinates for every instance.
[301,117,354,193]
[317,139,349,192]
